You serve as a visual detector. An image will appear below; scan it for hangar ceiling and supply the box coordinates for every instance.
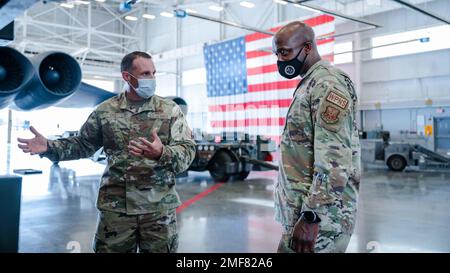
[5,0,440,78]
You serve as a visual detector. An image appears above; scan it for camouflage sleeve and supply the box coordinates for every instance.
[40,110,103,162]
[156,105,196,175]
[301,82,354,218]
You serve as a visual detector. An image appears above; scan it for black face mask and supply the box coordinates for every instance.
[277,46,308,79]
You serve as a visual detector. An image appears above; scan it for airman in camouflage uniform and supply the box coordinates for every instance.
[18,52,196,253]
[273,22,361,253]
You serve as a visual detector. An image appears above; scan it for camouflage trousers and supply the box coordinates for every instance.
[93,209,178,253]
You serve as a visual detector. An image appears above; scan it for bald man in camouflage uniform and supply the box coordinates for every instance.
[273,22,361,253]
[18,52,196,253]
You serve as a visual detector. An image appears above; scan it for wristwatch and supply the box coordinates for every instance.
[299,211,321,223]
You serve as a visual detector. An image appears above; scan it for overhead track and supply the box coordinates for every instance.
[174,0,382,41]
[391,0,450,25]
[317,26,377,41]
[174,9,275,36]
[334,37,430,56]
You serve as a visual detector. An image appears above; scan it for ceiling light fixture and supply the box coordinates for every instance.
[208,5,224,12]
[74,0,90,4]
[142,14,156,19]
[273,0,288,5]
[185,8,198,13]
[60,3,75,8]
[160,11,174,18]
[124,15,138,21]
[240,1,255,8]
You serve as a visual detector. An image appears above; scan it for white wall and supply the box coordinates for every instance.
[332,0,450,151]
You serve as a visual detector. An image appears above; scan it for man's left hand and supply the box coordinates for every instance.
[128,129,163,160]
[291,216,320,253]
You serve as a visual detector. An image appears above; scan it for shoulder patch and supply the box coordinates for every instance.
[321,105,341,124]
[326,91,348,109]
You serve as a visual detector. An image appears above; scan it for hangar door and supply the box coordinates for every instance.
[434,117,450,154]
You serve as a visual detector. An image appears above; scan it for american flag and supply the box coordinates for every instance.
[204,15,335,143]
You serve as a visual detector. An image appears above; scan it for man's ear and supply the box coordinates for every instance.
[304,43,312,54]
[121,71,130,82]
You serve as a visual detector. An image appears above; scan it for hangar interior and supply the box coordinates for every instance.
[1,0,450,253]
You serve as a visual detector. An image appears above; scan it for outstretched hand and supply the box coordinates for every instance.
[128,129,163,160]
[17,126,48,155]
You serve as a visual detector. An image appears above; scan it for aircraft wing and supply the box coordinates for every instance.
[55,82,117,108]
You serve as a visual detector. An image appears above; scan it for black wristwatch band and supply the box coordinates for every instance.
[299,211,321,223]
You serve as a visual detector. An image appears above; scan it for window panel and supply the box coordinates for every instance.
[372,25,450,59]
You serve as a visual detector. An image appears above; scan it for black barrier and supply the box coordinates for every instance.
[0,175,22,253]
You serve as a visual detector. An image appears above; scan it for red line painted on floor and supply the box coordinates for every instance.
[176,183,225,213]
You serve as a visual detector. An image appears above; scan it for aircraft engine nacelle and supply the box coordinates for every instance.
[14,50,82,110]
[0,47,34,109]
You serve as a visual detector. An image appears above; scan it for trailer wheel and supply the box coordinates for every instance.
[387,155,407,172]
[209,150,233,182]
[237,171,250,180]
[235,149,251,181]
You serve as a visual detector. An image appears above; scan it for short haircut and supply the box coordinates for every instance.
[120,51,152,72]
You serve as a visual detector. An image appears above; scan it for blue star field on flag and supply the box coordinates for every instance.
[203,37,248,98]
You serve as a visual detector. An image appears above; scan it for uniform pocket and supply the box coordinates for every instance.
[102,113,130,151]
[151,168,175,188]
[132,112,171,145]
[166,211,178,253]
[167,233,179,253]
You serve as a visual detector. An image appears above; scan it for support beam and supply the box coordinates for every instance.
[256,2,276,29]
[29,5,59,20]
[15,18,140,40]
[32,30,86,44]
[95,3,138,35]
[93,33,129,52]
[30,23,81,47]
[224,4,245,28]
[23,41,126,58]
[88,2,92,51]
[57,5,86,28]
[6,109,12,175]
[176,0,183,97]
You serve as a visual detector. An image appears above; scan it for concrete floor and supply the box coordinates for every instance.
[14,159,450,253]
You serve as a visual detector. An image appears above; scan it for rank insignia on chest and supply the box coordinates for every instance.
[321,105,340,124]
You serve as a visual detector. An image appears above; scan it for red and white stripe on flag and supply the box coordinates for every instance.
[207,14,335,143]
